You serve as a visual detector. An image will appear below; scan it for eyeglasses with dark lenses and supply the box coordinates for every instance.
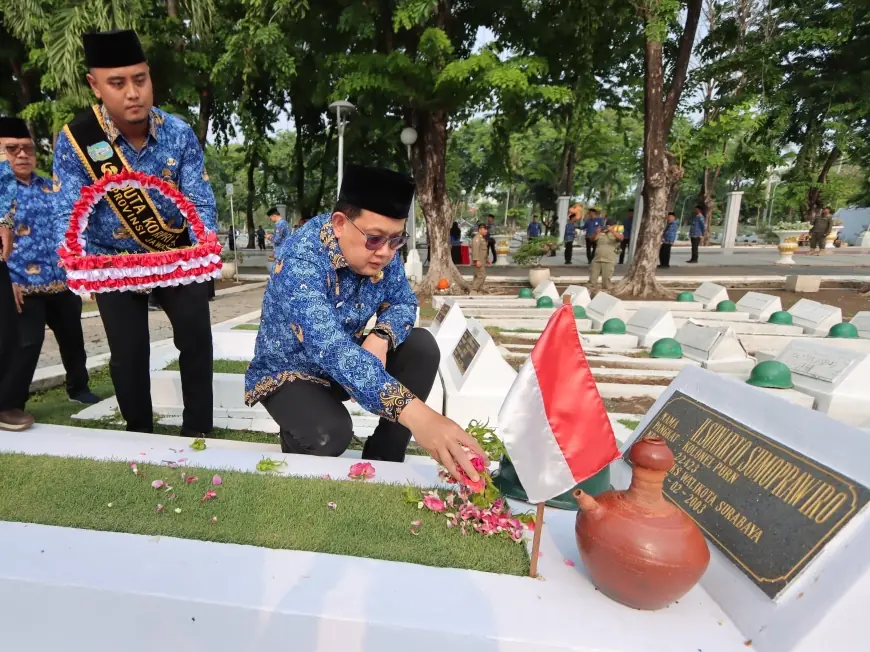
[347,218,408,251]
[4,144,36,157]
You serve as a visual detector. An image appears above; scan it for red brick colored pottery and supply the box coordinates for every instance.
[573,435,710,610]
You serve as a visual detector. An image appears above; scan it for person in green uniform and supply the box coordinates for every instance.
[470,222,489,294]
[589,219,624,290]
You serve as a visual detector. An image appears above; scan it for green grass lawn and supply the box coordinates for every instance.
[0,454,529,576]
[164,359,249,374]
[81,302,99,313]
[617,418,641,431]
[231,323,260,331]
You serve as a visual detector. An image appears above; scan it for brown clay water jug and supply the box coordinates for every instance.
[573,435,710,610]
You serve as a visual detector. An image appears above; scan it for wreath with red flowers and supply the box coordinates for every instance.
[58,170,223,294]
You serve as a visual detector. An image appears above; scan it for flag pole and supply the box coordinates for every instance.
[528,502,546,577]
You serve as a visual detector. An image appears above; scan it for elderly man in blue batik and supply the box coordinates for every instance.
[0,118,99,432]
[687,204,706,264]
[52,29,217,436]
[246,164,485,483]
[659,211,679,269]
[0,158,21,429]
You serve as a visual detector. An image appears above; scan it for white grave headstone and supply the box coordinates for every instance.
[850,311,870,340]
[561,284,591,308]
[427,299,467,358]
[626,308,677,348]
[775,340,870,426]
[735,292,782,321]
[788,299,842,336]
[612,365,870,652]
[441,318,517,428]
[694,282,729,310]
[676,321,755,373]
[533,279,560,304]
[586,292,626,329]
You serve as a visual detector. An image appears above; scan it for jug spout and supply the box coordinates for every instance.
[574,489,603,517]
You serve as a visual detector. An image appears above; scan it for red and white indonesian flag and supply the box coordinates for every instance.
[498,305,621,503]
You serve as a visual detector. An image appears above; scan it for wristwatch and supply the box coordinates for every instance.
[370,330,391,343]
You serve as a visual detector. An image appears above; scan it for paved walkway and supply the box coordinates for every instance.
[37,285,266,369]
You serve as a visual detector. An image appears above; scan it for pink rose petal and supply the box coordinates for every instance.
[423,494,446,513]
[151,480,164,489]
[410,520,422,536]
[211,516,218,524]
[563,559,576,567]
[185,475,199,485]
[321,474,332,480]
[129,462,138,475]
[201,490,217,503]
[212,475,222,486]
[327,502,337,510]
[156,504,164,513]
[348,462,375,480]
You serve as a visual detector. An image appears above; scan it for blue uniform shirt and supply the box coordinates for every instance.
[689,213,706,238]
[52,105,217,256]
[0,161,14,230]
[272,218,290,251]
[245,214,418,420]
[564,220,577,242]
[527,222,542,238]
[7,172,67,294]
[663,220,679,244]
[623,217,633,239]
[583,217,604,236]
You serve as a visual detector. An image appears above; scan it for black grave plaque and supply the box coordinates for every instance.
[622,391,870,599]
[434,303,450,325]
[452,329,481,376]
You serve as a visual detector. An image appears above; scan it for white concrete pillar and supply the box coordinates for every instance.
[627,178,644,264]
[721,191,743,254]
[556,196,570,242]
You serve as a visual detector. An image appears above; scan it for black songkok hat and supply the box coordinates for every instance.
[338,165,416,220]
[267,206,280,216]
[0,117,30,139]
[82,30,147,69]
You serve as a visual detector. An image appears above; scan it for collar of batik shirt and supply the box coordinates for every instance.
[318,215,349,271]
[98,104,161,145]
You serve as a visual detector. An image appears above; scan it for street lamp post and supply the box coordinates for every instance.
[400,126,423,281]
[329,100,356,198]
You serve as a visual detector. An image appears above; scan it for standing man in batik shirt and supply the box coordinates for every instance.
[269,206,289,251]
[245,165,485,483]
[0,117,99,432]
[53,30,217,436]
[0,157,21,428]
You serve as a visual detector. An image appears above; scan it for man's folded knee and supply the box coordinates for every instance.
[280,412,353,457]
[402,328,440,366]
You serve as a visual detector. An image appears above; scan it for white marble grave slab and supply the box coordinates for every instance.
[788,299,842,336]
[626,308,677,348]
[676,321,755,373]
[532,279,560,303]
[850,311,870,340]
[427,299,467,359]
[735,292,782,321]
[775,340,870,426]
[586,292,626,329]
[693,282,729,310]
[561,284,591,307]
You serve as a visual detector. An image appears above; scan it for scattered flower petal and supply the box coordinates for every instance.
[423,494,446,513]
[321,474,331,480]
[174,508,182,514]
[139,452,147,456]
[151,480,164,489]
[348,462,375,480]
[211,516,218,524]
[212,475,222,486]
[410,520,422,536]
[327,502,337,510]
[185,475,199,485]
[156,504,164,513]
[563,559,576,567]
[129,463,138,475]
[201,490,217,503]
[177,458,188,464]
[107,502,113,508]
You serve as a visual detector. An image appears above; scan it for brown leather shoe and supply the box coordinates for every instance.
[0,409,35,431]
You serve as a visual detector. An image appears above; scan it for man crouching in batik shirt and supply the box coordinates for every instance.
[0,117,99,433]
[245,164,485,483]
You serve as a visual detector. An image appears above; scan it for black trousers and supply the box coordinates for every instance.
[0,290,90,412]
[488,239,497,263]
[96,282,213,434]
[585,237,597,264]
[564,241,574,264]
[689,237,701,262]
[618,239,630,264]
[262,328,440,462]
[659,243,672,268]
[451,245,461,265]
[0,262,19,403]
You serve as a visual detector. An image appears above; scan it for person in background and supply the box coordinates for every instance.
[589,219,624,291]
[0,117,100,431]
[659,211,678,269]
[256,225,266,251]
[583,208,604,264]
[0,154,23,429]
[563,209,578,264]
[269,206,289,252]
[486,214,497,264]
[527,214,542,238]
[449,221,462,264]
[619,208,633,265]
[688,204,706,263]
[471,222,489,295]
[808,207,833,255]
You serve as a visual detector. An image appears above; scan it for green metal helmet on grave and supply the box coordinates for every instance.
[676,291,695,302]
[746,360,793,389]
[828,322,859,339]
[536,296,554,308]
[601,318,626,334]
[650,337,683,359]
[519,288,534,298]
[768,311,793,325]
[716,300,737,312]
[573,305,587,319]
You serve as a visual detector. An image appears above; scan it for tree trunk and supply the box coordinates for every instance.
[245,152,257,248]
[167,0,180,18]
[806,146,840,213]
[196,86,212,148]
[412,109,467,295]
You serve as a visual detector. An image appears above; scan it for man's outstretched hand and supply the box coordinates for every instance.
[399,399,488,483]
[0,227,11,262]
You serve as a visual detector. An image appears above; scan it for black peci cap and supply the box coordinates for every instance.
[0,117,30,139]
[338,165,415,220]
[82,30,147,69]
[267,207,280,216]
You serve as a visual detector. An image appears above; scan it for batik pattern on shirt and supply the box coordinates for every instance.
[272,219,290,251]
[0,161,14,230]
[245,213,418,420]
[52,105,217,256]
[689,215,706,237]
[663,220,679,244]
[7,173,67,294]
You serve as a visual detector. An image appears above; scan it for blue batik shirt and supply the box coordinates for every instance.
[663,220,679,244]
[272,218,290,251]
[527,222,542,238]
[7,172,67,294]
[624,217,633,239]
[0,161,14,231]
[583,217,604,236]
[564,220,577,242]
[689,214,706,238]
[52,105,217,256]
[245,213,419,420]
